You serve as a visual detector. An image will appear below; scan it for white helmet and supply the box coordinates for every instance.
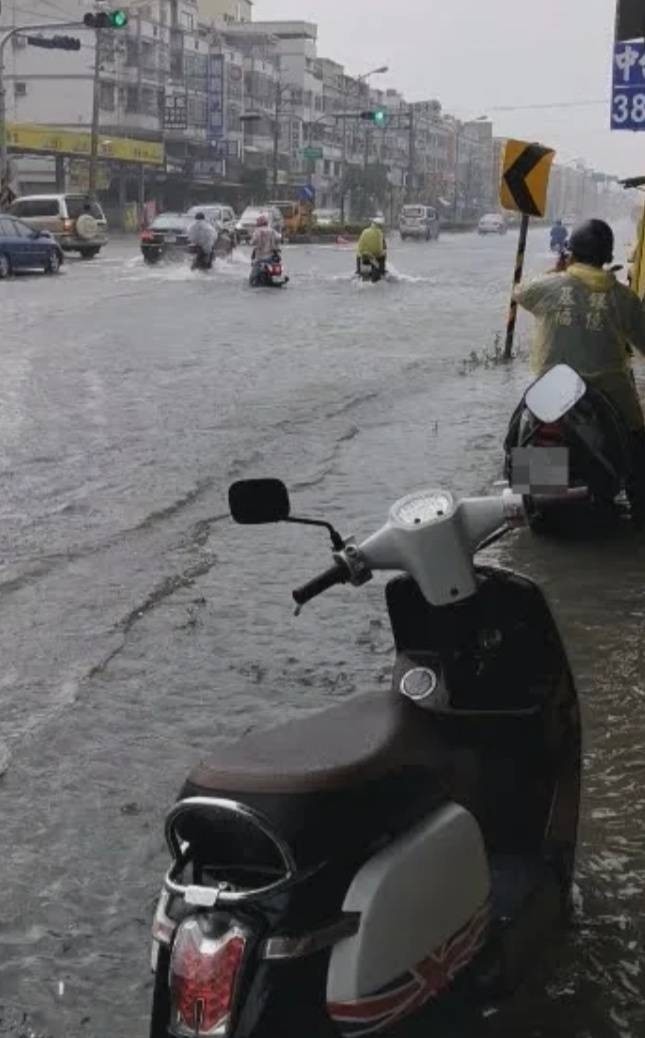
[371,216,385,227]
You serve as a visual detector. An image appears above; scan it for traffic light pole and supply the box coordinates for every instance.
[0,21,81,195]
[406,104,415,202]
[88,28,102,198]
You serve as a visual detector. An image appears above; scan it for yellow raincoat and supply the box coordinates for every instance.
[515,263,645,430]
[356,225,386,258]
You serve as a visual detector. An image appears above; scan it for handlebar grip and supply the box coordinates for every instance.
[292,561,348,607]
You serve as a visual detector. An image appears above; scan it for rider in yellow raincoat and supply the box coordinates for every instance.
[356,218,387,276]
[515,219,645,524]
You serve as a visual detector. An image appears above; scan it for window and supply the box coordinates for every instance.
[10,198,60,218]
[8,218,31,237]
[181,11,194,30]
[65,197,103,220]
[126,85,139,112]
[142,86,157,115]
[187,96,206,125]
[141,41,156,71]
[99,82,115,111]
[126,38,139,66]
[14,82,26,97]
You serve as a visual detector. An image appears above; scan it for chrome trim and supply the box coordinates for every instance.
[262,914,360,960]
[163,796,298,905]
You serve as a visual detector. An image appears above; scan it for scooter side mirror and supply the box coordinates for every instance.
[525,364,586,424]
[229,479,291,524]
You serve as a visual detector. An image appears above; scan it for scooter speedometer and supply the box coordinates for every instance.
[391,490,455,528]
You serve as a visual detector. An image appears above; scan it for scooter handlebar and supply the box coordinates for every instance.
[292,560,349,607]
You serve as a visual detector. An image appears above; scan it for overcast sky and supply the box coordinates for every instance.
[256,0,644,177]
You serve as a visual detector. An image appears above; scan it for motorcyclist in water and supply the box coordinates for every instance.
[515,218,645,526]
[250,213,281,273]
[550,219,568,252]
[186,211,217,268]
[356,216,387,277]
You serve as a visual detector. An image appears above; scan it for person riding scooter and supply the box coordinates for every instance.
[356,216,387,279]
[550,219,568,252]
[515,218,645,526]
[186,211,217,269]
[250,213,281,276]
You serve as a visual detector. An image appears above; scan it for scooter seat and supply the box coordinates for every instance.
[185,689,444,796]
[180,692,457,865]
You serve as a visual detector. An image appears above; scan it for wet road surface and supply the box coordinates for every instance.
[0,227,643,1037]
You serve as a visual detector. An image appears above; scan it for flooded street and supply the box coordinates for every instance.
[0,226,643,1038]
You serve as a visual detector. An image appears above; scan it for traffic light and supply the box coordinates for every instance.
[26,33,81,50]
[83,9,128,28]
[360,108,388,127]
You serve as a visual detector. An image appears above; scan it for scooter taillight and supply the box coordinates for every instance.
[169,917,246,1037]
[270,265,281,275]
[534,421,564,445]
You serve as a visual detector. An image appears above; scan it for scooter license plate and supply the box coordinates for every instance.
[510,446,569,494]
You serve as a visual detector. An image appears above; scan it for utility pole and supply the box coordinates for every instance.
[406,103,415,201]
[452,126,460,222]
[272,81,292,197]
[88,27,101,198]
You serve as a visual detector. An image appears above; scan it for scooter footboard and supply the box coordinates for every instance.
[327,802,490,1034]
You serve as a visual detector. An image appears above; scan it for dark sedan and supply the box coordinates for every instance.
[0,215,63,277]
[140,213,191,264]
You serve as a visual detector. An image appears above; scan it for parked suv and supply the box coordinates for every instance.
[399,204,440,241]
[8,194,108,257]
[186,204,237,235]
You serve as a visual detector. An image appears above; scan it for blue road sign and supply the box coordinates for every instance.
[612,39,645,130]
[297,184,315,203]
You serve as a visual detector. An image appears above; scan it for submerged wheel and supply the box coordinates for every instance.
[0,252,11,279]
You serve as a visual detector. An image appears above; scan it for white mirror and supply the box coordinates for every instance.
[525,364,586,423]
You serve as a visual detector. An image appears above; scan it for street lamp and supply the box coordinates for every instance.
[340,64,388,222]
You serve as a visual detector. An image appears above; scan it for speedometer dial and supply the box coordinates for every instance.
[393,491,454,527]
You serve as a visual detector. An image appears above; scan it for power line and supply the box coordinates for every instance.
[488,99,608,112]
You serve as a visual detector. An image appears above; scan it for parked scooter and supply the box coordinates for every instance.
[504,363,632,532]
[149,478,581,1038]
[249,251,288,288]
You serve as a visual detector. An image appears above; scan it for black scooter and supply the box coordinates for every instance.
[148,479,580,1038]
[504,362,632,533]
[189,244,215,271]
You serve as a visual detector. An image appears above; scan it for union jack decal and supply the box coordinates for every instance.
[327,901,490,1036]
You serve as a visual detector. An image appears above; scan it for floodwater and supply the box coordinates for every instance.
[0,225,643,1037]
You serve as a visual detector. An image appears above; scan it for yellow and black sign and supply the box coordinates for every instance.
[500,139,555,217]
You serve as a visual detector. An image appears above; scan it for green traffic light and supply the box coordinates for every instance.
[373,109,387,127]
[109,8,128,27]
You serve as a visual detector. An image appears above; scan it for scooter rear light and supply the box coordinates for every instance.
[169,917,246,1037]
[534,421,564,444]
[141,229,155,242]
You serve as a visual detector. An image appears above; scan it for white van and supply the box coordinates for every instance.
[399,205,440,241]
